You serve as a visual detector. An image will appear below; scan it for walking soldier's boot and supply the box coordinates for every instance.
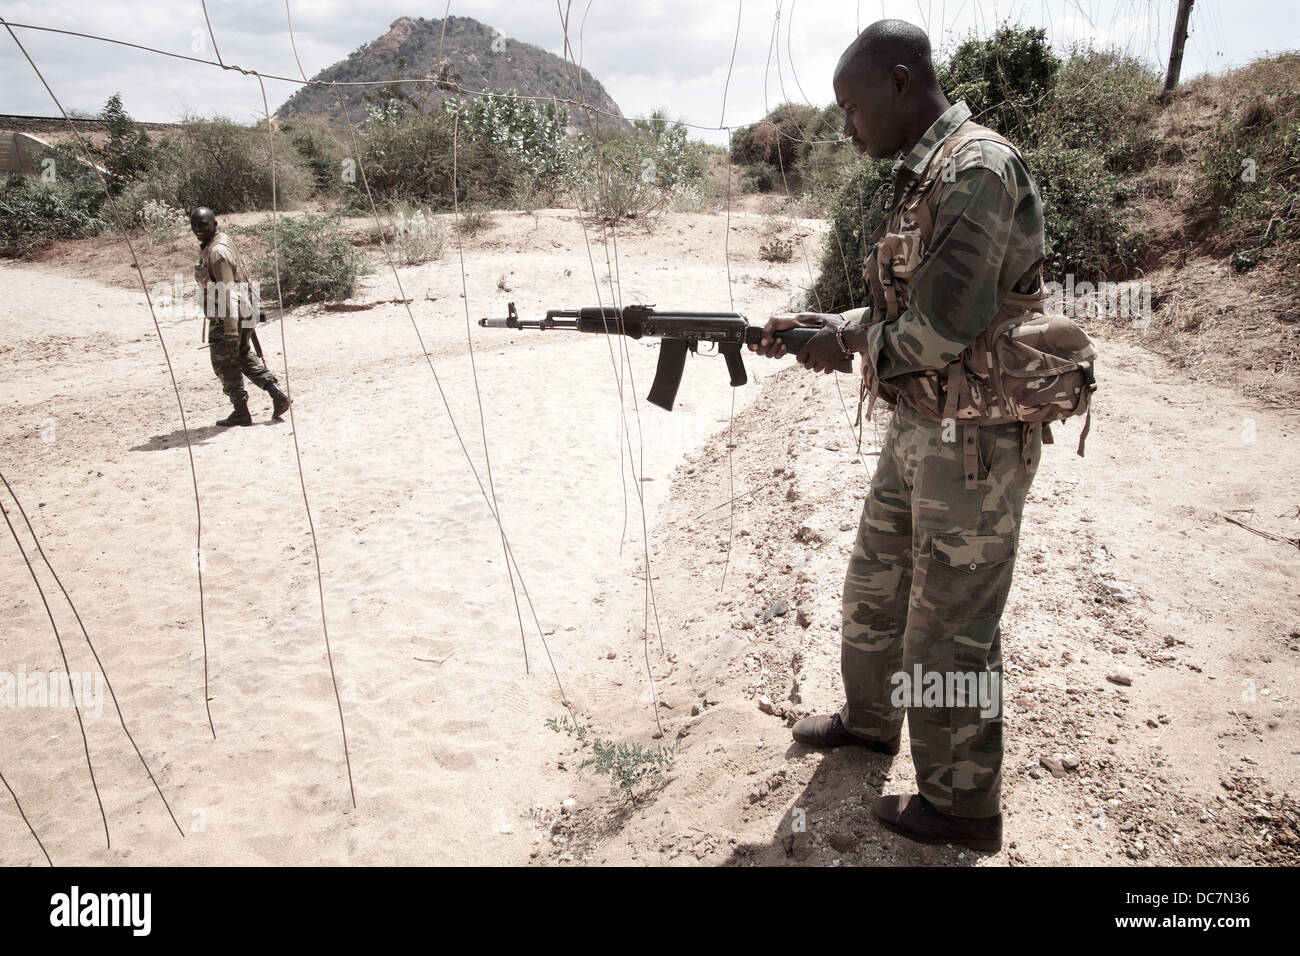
[217,399,252,427]
[268,385,292,421]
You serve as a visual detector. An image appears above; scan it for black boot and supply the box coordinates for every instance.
[872,793,1003,852]
[217,400,252,427]
[268,385,292,421]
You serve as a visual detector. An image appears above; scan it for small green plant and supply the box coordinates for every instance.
[457,205,493,236]
[545,714,590,744]
[759,237,795,263]
[137,199,188,245]
[378,201,446,264]
[580,738,677,799]
[247,213,367,307]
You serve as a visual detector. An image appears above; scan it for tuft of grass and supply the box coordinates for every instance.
[758,237,795,263]
[580,738,677,799]
[457,205,494,236]
[545,714,590,744]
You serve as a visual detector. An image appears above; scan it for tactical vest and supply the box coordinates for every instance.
[860,120,1097,488]
[198,232,257,329]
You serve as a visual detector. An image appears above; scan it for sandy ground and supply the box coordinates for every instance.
[1,208,1296,866]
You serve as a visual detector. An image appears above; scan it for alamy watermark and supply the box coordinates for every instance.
[0,668,103,718]
[890,665,1002,719]
[151,275,263,327]
[1044,274,1152,329]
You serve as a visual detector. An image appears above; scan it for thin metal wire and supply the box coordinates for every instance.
[305,18,577,721]
[0,493,109,849]
[255,71,356,809]
[1,18,215,742]
[449,106,531,674]
[0,470,184,836]
[553,0,665,736]
[0,768,52,866]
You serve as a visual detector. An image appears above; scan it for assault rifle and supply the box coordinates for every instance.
[479,303,853,411]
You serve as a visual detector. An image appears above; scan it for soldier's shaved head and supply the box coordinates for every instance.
[832,19,950,160]
[835,19,939,87]
[190,206,218,246]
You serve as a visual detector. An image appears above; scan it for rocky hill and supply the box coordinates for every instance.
[275,15,632,134]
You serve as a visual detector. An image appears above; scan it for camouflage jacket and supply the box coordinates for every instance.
[841,100,1049,419]
[196,231,256,336]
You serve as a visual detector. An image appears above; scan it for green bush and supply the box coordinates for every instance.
[1196,58,1300,259]
[284,116,351,199]
[732,102,852,197]
[1039,47,1162,174]
[569,145,665,221]
[173,115,312,214]
[1027,146,1137,279]
[938,23,1060,145]
[732,103,820,171]
[0,170,108,258]
[244,214,367,307]
[361,90,570,210]
[805,158,893,312]
[741,162,777,193]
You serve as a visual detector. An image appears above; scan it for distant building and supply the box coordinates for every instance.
[0,131,54,176]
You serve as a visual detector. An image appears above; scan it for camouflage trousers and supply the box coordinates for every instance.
[209,321,278,405]
[841,403,1041,818]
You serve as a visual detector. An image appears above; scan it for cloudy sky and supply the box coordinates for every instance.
[1,0,1294,144]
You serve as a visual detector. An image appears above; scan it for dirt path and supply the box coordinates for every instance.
[533,336,1300,866]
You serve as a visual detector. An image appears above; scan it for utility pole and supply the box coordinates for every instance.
[1163,0,1196,99]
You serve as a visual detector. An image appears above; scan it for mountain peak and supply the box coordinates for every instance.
[276,16,631,134]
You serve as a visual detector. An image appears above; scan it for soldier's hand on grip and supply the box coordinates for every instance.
[750,312,832,359]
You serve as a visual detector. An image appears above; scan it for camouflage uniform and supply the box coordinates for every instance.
[836,101,1047,819]
[198,231,279,405]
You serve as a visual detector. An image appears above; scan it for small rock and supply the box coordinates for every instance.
[690,703,701,717]
[763,600,790,622]
[1106,665,1135,687]
[606,650,617,660]
[561,798,576,815]
[1061,754,1081,771]
[794,526,822,545]
[840,520,855,532]
[1040,755,1066,778]
[758,695,775,715]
